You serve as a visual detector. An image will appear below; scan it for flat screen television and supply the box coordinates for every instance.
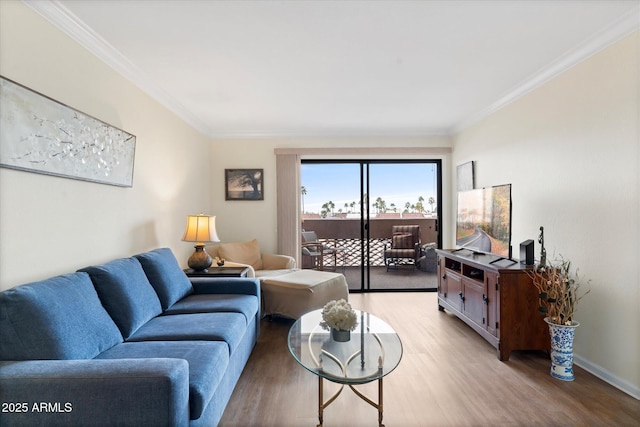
[456,184,512,258]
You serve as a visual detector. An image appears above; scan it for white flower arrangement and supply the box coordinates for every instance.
[320,299,358,332]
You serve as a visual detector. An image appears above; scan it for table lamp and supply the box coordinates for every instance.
[182,213,220,271]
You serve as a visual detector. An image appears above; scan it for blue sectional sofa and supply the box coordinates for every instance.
[0,248,260,427]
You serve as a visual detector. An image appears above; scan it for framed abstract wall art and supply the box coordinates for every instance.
[0,76,136,187]
[456,161,475,191]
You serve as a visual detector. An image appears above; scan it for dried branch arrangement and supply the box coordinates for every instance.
[527,256,591,325]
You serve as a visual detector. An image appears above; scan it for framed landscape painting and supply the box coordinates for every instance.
[225,169,264,200]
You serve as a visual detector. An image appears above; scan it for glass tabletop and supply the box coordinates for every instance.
[287,309,403,385]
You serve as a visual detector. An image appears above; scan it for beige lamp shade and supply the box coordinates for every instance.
[182,214,220,244]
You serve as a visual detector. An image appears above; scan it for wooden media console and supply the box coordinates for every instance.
[437,249,550,361]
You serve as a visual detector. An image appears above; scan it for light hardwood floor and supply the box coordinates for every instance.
[219,292,639,426]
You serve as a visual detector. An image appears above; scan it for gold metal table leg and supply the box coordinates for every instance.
[378,377,384,427]
[315,381,387,426]
[317,376,345,427]
[318,376,322,427]
[348,378,384,427]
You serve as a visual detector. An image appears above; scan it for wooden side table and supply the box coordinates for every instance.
[183,267,249,278]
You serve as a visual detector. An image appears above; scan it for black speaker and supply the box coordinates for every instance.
[520,240,534,265]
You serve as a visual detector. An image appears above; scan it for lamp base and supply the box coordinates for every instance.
[187,245,213,271]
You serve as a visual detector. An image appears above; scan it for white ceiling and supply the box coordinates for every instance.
[26,0,640,138]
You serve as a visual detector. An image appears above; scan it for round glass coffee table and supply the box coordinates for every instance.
[288,309,403,427]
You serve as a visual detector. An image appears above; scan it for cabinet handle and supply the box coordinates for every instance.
[458,292,465,302]
[442,274,446,280]
[483,294,488,305]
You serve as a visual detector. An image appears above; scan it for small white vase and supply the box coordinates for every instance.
[545,318,579,381]
[331,328,350,342]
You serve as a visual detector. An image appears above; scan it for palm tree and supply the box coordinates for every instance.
[328,200,335,216]
[428,196,436,213]
[301,186,307,213]
[375,197,386,214]
[321,202,330,218]
[416,196,425,213]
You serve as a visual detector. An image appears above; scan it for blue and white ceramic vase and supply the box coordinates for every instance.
[331,328,350,342]
[545,318,579,381]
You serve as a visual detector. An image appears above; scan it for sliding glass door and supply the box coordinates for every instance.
[301,159,441,292]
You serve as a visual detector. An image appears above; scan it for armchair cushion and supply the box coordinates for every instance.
[0,272,123,360]
[261,252,296,270]
[255,269,298,279]
[79,257,163,340]
[301,230,319,243]
[385,248,418,258]
[392,233,414,249]
[135,248,194,310]
[216,239,264,271]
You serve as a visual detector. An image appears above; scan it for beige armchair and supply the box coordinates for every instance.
[205,239,296,279]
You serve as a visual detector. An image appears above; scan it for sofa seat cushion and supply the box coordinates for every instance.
[79,257,163,339]
[126,313,247,355]
[164,294,258,325]
[216,239,264,271]
[0,272,123,360]
[95,341,228,420]
[134,248,194,310]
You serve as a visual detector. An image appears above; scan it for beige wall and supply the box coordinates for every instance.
[452,32,639,397]
[0,1,211,290]
[210,136,453,255]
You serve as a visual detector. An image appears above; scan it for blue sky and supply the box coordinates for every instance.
[301,163,438,214]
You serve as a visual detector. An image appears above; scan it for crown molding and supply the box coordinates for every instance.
[451,4,640,135]
[22,0,214,137]
[207,126,452,140]
[274,147,452,156]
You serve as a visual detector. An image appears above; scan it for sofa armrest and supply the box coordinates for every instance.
[189,277,260,297]
[0,359,189,427]
[261,253,296,270]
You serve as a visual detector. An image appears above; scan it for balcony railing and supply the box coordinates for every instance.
[301,217,438,267]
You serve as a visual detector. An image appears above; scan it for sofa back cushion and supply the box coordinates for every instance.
[134,248,194,310]
[216,239,263,271]
[0,272,123,360]
[79,257,163,339]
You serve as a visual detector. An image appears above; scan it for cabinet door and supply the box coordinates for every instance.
[485,272,498,337]
[437,256,447,298]
[444,271,463,312]
[462,278,486,327]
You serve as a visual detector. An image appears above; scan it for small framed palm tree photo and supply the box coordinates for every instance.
[225,169,264,200]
